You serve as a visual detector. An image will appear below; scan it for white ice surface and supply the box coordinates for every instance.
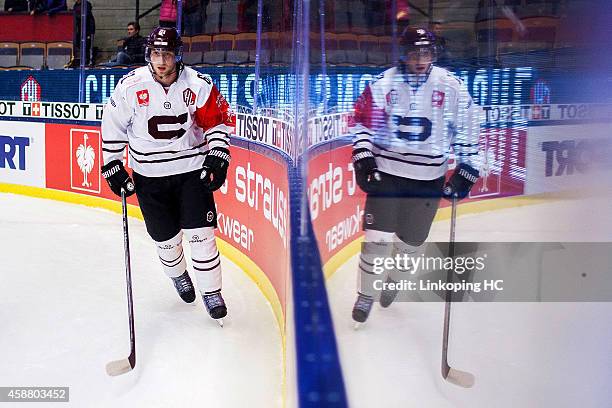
[0,193,282,408]
[330,197,612,408]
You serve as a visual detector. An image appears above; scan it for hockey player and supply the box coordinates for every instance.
[349,27,482,324]
[101,26,234,324]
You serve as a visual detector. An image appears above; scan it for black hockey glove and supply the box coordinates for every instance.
[101,160,135,197]
[443,163,479,200]
[201,147,231,192]
[352,148,381,193]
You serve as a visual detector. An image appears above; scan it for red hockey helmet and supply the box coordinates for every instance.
[399,27,438,62]
[145,26,183,62]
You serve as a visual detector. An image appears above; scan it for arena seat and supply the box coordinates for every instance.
[0,42,19,68]
[202,34,233,65]
[183,34,212,65]
[226,32,255,64]
[338,33,365,65]
[46,42,72,69]
[19,42,45,70]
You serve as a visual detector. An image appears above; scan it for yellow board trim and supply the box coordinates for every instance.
[0,182,287,404]
[322,192,579,280]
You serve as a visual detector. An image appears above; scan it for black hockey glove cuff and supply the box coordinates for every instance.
[444,163,479,200]
[201,147,231,192]
[102,160,135,197]
[352,148,381,193]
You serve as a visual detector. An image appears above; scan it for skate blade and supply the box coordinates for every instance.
[216,318,224,327]
[353,322,363,330]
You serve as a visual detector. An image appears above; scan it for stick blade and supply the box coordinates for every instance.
[106,358,134,376]
[445,367,475,388]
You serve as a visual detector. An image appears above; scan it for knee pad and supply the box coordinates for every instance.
[184,227,221,292]
[155,231,186,278]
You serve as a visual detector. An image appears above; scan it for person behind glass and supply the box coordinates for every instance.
[107,21,146,66]
[100,27,235,324]
[65,0,95,67]
[182,0,204,36]
[4,0,28,13]
[159,0,177,28]
[349,27,482,324]
[429,21,450,67]
[29,0,66,15]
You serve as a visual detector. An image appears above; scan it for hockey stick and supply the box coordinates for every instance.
[441,197,475,388]
[106,186,136,376]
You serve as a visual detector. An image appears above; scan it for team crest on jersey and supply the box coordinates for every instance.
[136,89,150,106]
[386,90,399,105]
[432,90,445,107]
[183,88,196,106]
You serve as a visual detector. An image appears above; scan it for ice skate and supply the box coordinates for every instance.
[379,278,399,308]
[171,271,196,303]
[352,292,374,328]
[203,290,227,326]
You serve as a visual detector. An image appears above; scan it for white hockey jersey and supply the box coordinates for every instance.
[102,65,235,177]
[349,65,482,180]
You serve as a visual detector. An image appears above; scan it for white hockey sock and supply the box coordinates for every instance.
[155,231,187,278]
[357,230,396,297]
[185,227,222,294]
[388,240,425,283]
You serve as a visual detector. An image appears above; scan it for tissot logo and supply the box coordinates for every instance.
[22,102,41,116]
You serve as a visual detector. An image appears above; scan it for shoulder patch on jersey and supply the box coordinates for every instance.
[196,72,212,85]
[119,70,137,85]
[445,72,463,87]
[432,90,445,107]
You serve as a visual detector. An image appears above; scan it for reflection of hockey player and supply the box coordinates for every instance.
[349,27,482,324]
[101,27,235,325]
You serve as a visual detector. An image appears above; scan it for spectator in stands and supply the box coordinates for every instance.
[159,0,177,28]
[182,0,204,35]
[4,0,28,13]
[429,21,450,67]
[29,0,66,15]
[105,21,147,66]
[65,0,95,67]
